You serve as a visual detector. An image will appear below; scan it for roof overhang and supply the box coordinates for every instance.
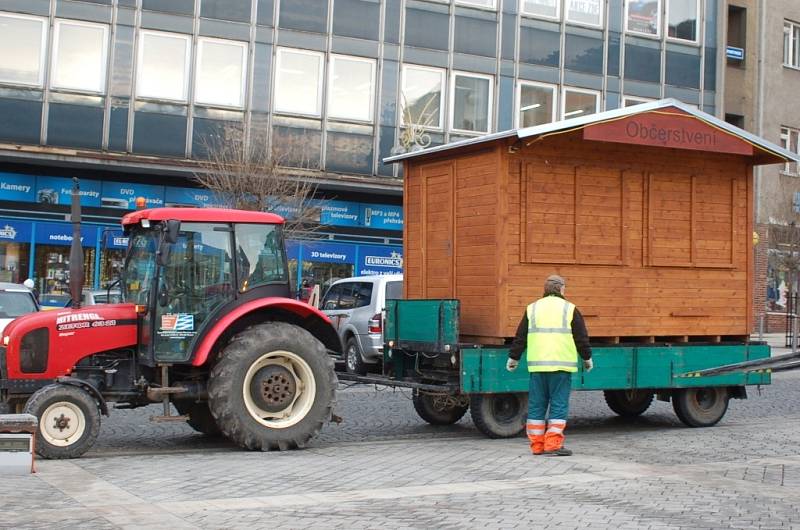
[384,99,799,167]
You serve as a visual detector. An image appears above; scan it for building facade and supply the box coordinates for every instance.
[0,0,722,298]
[724,0,800,329]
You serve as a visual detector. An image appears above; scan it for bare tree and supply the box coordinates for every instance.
[193,123,322,239]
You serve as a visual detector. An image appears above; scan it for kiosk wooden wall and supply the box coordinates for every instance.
[403,129,754,343]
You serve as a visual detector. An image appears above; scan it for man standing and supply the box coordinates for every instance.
[506,274,592,456]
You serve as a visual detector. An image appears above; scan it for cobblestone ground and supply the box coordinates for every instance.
[2,370,800,529]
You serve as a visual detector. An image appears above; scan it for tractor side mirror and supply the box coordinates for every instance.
[164,220,180,244]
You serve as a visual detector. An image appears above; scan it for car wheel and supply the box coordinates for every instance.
[345,336,368,375]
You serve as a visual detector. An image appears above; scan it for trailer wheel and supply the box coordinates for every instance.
[412,392,469,425]
[23,384,101,459]
[603,390,654,417]
[469,393,526,438]
[174,400,221,437]
[208,321,337,451]
[672,387,729,427]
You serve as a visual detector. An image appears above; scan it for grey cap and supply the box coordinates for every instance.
[544,274,565,295]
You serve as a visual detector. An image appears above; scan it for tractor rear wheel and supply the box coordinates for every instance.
[24,384,101,459]
[469,393,527,438]
[603,389,654,417]
[412,391,469,425]
[174,400,221,437]
[208,321,337,451]
[672,387,729,427]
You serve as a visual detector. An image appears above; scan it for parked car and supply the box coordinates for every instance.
[81,289,122,305]
[321,274,403,374]
[0,282,40,334]
[38,293,72,310]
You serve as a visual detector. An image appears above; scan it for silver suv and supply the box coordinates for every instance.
[321,274,403,374]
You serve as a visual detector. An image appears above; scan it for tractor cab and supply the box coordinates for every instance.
[120,208,290,364]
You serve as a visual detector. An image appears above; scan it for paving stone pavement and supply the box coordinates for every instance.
[3,371,800,529]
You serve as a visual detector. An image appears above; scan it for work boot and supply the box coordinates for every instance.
[544,447,573,457]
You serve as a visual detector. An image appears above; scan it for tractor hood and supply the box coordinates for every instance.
[2,304,138,380]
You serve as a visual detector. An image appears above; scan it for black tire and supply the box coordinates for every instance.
[344,336,368,375]
[412,392,469,425]
[23,384,101,459]
[672,387,729,427]
[208,321,337,451]
[469,393,527,438]
[174,400,222,437]
[603,389,654,417]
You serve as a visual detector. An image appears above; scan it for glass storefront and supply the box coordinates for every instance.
[0,242,30,283]
[34,245,95,296]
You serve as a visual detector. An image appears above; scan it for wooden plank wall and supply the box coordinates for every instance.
[502,131,751,340]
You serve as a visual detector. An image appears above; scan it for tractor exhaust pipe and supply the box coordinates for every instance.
[69,177,84,309]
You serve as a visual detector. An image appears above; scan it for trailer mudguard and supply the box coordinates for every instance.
[191,297,341,367]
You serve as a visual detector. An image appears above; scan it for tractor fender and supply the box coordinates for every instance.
[191,297,342,367]
[55,376,110,416]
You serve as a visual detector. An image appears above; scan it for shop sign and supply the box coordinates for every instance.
[101,182,165,209]
[164,186,224,208]
[302,241,356,264]
[582,108,754,155]
[36,176,102,207]
[0,218,32,242]
[319,200,361,227]
[285,240,300,261]
[0,172,35,202]
[357,245,403,276]
[36,222,98,247]
[362,204,403,231]
[103,230,129,250]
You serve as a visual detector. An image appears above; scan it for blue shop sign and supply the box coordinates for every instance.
[0,172,36,202]
[101,182,165,209]
[36,222,98,247]
[36,176,102,207]
[357,245,403,276]
[164,186,223,208]
[362,204,403,231]
[0,218,33,243]
[319,200,361,227]
[285,240,300,261]
[102,229,129,250]
[302,241,356,264]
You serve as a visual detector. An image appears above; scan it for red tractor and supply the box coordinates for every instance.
[0,205,341,458]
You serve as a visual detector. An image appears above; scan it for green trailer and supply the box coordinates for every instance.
[337,299,772,438]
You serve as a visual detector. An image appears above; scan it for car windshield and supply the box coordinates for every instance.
[40,294,70,307]
[122,227,158,304]
[0,291,37,317]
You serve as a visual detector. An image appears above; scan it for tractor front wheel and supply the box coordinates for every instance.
[24,384,101,459]
[208,321,337,451]
[174,400,221,437]
[469,393,527,438]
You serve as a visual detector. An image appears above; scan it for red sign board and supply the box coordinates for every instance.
[583,108,753,156]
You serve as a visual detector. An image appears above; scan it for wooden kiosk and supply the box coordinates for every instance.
[386,100,796,345]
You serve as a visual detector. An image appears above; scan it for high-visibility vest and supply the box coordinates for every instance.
[526,296,579,373]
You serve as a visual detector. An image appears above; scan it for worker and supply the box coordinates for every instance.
[506,274,592,456]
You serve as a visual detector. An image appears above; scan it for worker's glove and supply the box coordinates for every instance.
[583,359,594,372]
[506,358,519,372]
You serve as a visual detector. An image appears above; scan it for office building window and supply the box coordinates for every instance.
[51,20,108,93]
[328,55,375,122]
[562,87,599,119]
[450,72,493,134]
[136,31,191,101]
[517,81,556,128]
[785,20,800,68]
[626,0,661,37]
[781,126,800,174]
[667,0,699,43]
[195,38,247,108]
[521,0,559,19]
[455,0,497,9]
[0,13,46,86]
[566,0,603,27]
[623,96,654,106]
[274,48,324,117]
[401,65,445,129]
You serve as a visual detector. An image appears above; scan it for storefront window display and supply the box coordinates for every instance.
[33,222,97,296]
[0,219,33,284]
